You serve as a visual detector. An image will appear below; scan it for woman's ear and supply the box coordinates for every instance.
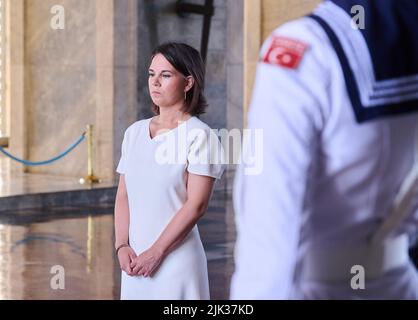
[185,76,195,92]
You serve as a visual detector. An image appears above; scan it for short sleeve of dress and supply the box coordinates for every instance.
[187,128,227,180]
[116,129,129,175]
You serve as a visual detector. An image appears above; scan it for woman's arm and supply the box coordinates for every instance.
[114,175,136,275]
[130,173,215,277]
[114,175,130,248]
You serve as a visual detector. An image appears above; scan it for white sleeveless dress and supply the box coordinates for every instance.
[116,116,226,300]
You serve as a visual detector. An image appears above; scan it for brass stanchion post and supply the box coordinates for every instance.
[0,137,9,148]
[80,124,101,184]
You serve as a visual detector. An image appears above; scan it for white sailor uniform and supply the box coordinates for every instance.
[231,0,418,299]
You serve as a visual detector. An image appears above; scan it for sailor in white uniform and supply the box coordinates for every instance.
[231,0,418,299]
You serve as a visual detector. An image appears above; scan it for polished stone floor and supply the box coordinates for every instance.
[0,158,117,198]
[0,190,236,300]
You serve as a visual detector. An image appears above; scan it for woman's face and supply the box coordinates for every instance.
[148,53,190,108]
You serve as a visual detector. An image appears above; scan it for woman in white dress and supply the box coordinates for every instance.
[114,42,226,300]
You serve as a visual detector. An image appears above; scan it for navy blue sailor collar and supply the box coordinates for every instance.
[309,0,418,123]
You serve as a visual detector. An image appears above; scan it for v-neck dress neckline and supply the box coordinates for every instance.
[147,116,194,141]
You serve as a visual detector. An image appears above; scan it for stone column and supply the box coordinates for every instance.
[112,0,139,179]
[96,0,115,180]
[7,0,26,174]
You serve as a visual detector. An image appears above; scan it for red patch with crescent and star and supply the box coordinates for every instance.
[262,36,308,69]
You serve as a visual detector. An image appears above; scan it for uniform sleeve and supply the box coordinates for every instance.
[187,128,227,180]
[230,19,330,299]
[116,129,129,175]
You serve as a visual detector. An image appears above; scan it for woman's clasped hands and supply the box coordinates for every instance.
[131,246,165,277]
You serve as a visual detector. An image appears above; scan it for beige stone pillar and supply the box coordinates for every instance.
[95,0,115,180]
[7,0,26,173]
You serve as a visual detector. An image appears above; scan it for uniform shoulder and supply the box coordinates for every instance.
[260,15,333,70]
[263,16,330,51]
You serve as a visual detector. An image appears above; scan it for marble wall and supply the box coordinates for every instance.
[24,0,97,177]
[225,0,243,191]
[15,0,139,181]
[111,0,138,182]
